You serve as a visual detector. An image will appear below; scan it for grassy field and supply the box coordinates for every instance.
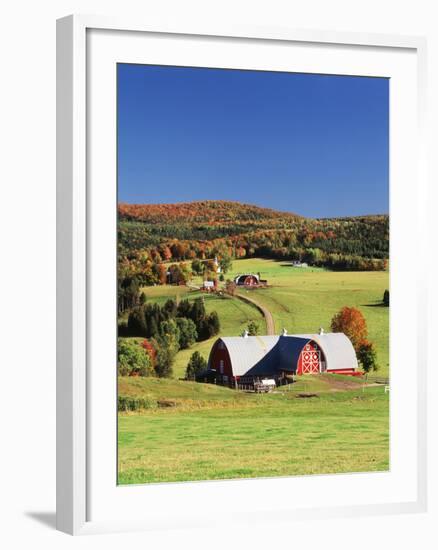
[140,258,389,377]
[118,377,389,484]
[228,259,390,376]
[118,259,390,485]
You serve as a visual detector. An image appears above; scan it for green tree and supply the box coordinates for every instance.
[154,345,175,378]
[357,340,379,373]
[247,320,260,336]
[117,338,153,377]
[208,311,220,336]
[127,306,147,337]
[199,311,220,340]
[158,319,180,352]
[190,297,207,328]
[177,298,192,318]
[219,255,233,274]
[163,298,177,318]
[154,319,180,378]
[176,317,198,349]
[191,258,203,275]
[185,351,207,380]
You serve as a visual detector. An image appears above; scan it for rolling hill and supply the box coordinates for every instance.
[118,200,389,275]
[118,200,303,225]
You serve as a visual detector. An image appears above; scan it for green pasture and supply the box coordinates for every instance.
[118,381,389,484]
[228,259,390,376]
[140,287,266,379]
[138,258,389,377]
[118,259,390,484]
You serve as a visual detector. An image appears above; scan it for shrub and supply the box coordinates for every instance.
[118,396,156,412]
[247,320,260,336]
[225,280,236,296]
[141,339,157,367]
[118,338,154,377]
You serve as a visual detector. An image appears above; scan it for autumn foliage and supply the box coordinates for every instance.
[331,307,379,372]
[330,307,368,351]
[141,339,157,367]
[118,201,389,297]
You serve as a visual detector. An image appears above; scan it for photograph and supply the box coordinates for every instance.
[116,63,390,485]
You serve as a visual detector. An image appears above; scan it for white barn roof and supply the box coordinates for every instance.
[209,332,357,376]
[217,335,279,376]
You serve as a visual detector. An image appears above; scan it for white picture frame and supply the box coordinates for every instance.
[56,14,428,536]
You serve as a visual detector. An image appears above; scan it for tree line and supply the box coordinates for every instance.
[118,297,220,378]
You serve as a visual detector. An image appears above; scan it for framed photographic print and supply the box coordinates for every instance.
[57,15,427,535]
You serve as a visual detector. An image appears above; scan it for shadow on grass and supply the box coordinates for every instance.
[362,302,388,308]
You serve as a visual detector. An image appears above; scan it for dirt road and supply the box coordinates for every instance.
[235,291,275,335]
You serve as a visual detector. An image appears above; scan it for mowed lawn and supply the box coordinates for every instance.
[118,383,389,484]
[228,259,390,376]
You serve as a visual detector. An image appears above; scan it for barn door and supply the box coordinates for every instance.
[300,343,321,374]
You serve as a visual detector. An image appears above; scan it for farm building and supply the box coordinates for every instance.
[202,280,217,292]
[204,330,359,386]
[234,273,268,286]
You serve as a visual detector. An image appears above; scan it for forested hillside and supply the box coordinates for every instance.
[118,200,389,290]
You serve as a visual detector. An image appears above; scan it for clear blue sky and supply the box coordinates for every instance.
[118,64,388,218]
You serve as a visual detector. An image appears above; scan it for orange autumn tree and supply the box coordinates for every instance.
[330,306,368,352]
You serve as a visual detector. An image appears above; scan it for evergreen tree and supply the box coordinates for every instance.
[154,346,175,378]
[190,297,206,328]
[185,351,207,380]
[127,306,147,337]
[163,298,177,318]
[357,340,379,373]
[175,317,198,349]
[207,311,220,336]
[177,299,192,318]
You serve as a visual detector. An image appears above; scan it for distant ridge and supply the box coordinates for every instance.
[118,199,389,273]
[118,200,303,224]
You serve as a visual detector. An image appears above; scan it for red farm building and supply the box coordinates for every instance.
[204,331,359,386]
[233,273,267,287]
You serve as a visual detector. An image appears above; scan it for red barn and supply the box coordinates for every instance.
[234,273,260,286]
[205,331,359,386]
